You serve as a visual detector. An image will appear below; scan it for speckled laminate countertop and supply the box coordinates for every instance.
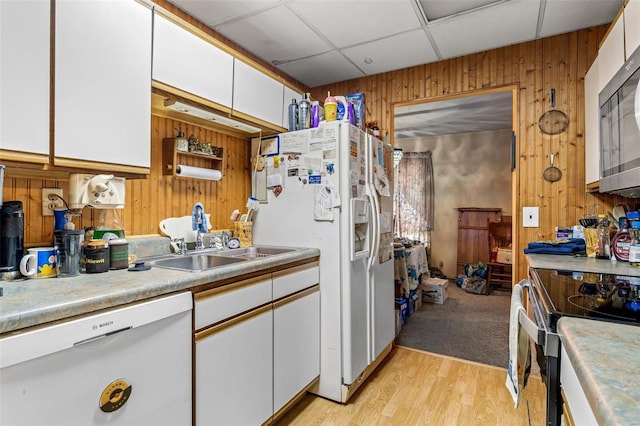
[526,253,640,276]
[0,246,320,336]
[557,317,640,426]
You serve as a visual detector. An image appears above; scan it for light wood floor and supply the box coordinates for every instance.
[276,346,546,425]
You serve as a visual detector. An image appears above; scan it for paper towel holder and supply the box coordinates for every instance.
[163,137,223,179]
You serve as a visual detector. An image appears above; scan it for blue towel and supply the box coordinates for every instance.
[523,238,585,255]
[191,202,209,232]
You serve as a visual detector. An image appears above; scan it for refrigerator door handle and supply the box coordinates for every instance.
[366,187,380,270]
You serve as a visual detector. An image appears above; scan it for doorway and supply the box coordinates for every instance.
[391,87,517,368]
[392,87,517,279]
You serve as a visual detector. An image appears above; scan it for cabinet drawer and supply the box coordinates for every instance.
[273,262,319,299]
[194,275,271,329]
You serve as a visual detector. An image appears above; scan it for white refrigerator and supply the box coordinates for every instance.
[252,122,395,402]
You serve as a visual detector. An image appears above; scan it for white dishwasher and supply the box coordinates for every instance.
[0,292,193,426]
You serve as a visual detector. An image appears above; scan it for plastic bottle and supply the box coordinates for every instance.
[310,100,320,128]
[595,213,611,259]
[324,91,337,122]
[288,98,298,131]
[299,93,311,130]
[612,217,631,261]
[629,221,640,267]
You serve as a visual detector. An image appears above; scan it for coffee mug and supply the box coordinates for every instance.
[20,247,58,278]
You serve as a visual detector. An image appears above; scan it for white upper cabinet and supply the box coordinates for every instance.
[625,0,640,59]
[54,0,152,170]
[152,13,234,108]
[598,16,625,92]
[233,60,284,128]
[0,0,50,160]
[584,56,600,185]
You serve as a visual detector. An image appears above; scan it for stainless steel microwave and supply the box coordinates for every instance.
[599,44,640,197]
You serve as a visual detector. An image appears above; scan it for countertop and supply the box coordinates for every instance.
[526,254,640,424]
[0,246,320,335]
[557,317,640,426]
[526,253,640,276]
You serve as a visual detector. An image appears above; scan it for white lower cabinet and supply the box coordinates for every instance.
[195,306,273,426]
[273,288,320,415]
[194,262,320,425]
[560,345,597,426]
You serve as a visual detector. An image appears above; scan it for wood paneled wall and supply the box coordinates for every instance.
[2,115,252,247]
[310,26,635,281]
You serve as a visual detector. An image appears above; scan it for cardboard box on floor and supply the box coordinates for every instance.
[422,277,449,304]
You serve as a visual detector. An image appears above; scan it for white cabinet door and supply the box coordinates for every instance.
[233,59,284,127]
[584,56,600,185]
[625,0,640,59]
[273,288,320,414]
[560,345,598,426]
[598,17,625,93]
[0,0,49,159]
[153,13,234,108]
[195,308,273,426]
[54,0,152,169]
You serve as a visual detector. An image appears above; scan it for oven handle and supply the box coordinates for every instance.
[518,310,542,345]
[522,277,560,358]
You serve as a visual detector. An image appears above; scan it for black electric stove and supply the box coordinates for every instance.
[531,268,640,330]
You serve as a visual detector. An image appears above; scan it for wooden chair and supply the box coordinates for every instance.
[486,218,513,295]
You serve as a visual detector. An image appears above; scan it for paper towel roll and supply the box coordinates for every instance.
[176,165,222,181]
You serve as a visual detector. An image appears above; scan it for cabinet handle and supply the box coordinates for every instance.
[273,285,319,309]
[195,304,271,340]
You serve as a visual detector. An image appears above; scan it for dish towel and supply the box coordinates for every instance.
[523,238,586,255]
[191,202,209,232]
[506,280,531,407]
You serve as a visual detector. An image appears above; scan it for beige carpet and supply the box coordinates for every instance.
[396,281,512,368]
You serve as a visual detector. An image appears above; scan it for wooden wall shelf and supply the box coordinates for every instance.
[162,137,222,177]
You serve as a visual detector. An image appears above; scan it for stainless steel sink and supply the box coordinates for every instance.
[150,254,247,272]
[217,246,296,259]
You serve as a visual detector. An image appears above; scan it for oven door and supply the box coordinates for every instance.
[520,274,562,426]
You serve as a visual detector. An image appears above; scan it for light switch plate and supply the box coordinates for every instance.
[523,207,539,227]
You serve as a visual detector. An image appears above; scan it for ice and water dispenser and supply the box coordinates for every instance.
[350,198,370,260]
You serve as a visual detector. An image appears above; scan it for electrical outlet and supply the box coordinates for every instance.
[42,188,64,216]
[523,206,539,228]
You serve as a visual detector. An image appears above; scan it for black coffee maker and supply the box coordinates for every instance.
[0,200,24,280]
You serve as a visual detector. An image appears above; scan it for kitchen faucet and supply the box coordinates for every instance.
[192,202,208,251]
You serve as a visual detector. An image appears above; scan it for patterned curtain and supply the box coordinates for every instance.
[394,151,434,247]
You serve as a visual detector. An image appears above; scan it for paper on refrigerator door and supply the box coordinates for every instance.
[314,180,339,221]
[374,166,391,196]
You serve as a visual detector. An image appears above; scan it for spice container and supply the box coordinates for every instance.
[84,239,109,273]
[108,238,129,270]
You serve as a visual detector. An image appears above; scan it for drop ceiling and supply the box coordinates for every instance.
[165,0,621,138]
[167,0,622,88]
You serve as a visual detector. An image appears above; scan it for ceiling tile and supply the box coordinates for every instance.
[429,0,539,59]
[341,30,438,75]
[288,0,421,48]
[539,0,624,38]
[278,51,364,88]
[419,0,502,21]
[168,0,279,27]
[214,5,331,64]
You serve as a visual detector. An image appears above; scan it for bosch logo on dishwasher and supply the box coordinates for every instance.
[92,320,114,330]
